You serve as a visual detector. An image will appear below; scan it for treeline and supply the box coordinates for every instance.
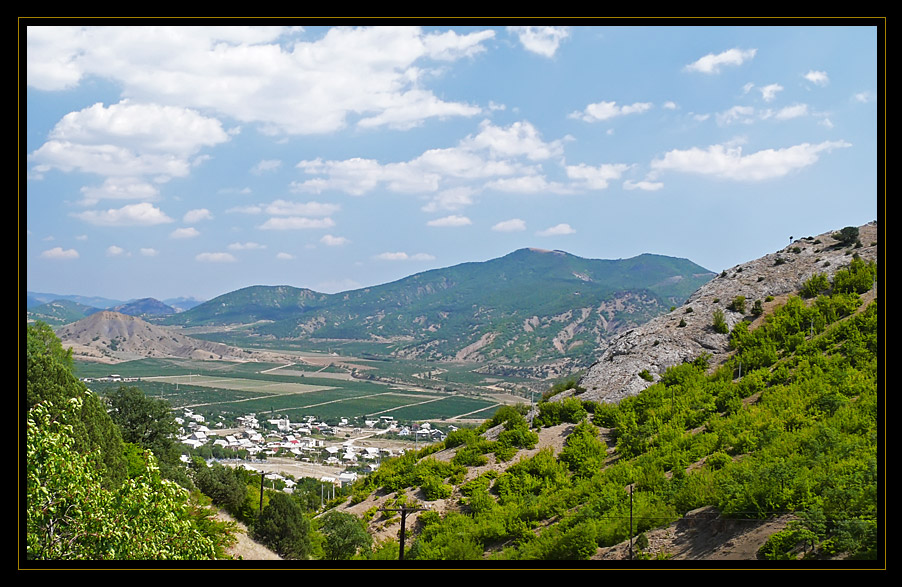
[352,258,878,561]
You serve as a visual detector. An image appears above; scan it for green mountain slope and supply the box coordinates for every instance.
[26,299,103,326]
[166,249,715,366]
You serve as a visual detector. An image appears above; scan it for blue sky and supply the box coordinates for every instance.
[24,24,880,302]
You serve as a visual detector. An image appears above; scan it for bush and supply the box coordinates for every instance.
[800,273,830,298]
[833,226,860,246]
[727,296,746,313]
[712,309,728,334]
[638,369,654,382]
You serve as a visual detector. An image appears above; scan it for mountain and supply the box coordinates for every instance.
[26,299,103,326]
[55,311,261,363]
[575,221,879,404]
[166,249,716,369]
[162,296,206,313]
[26,291,123,310]
[110,297,177,317]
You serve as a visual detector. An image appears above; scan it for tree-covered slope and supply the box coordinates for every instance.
[327,249,880,562]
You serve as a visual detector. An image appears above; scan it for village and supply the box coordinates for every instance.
[175,408,454,493]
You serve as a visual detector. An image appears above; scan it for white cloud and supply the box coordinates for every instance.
[485,175,572,194]
[276,252,295,260]
[774,103,809,120]
[759,83,783,102]
[106,245,127,256]
[40,246,79,259]
[716,105,756,126]
[140,247,158,256]
[72,202,175,226]
[507,26,570,58]
[27,26,495,135]
[663,101,678,110]
[171,227,201,239]
[421,187,476,212]
[228,242,266,250]
[491,218,526,232]
[685,48,757,74]
[78,177,160,205]
[183,208,213,223]
[426,215,472,227]
[623,179,664,191]
[565,163,630,190]
[571,101,653,123]
[320,234,350,246]
[375,252,435,261]
[29,100,229,179]
[251,159,282,174]
[258,217,335,230]
[196,252,237,263]
[264,200,340,216]
[462,119,566,161]
[853,91,872,103]
[651,140,852,181]
[537,223,575,237]
[804,70,830,86]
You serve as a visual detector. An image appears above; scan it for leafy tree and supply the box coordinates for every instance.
[833,226,860,246]
[727,296,746,313]
[318,511,372,560]
[192,460,248,514]
[106,385,185,485]
[26,400,227,560]
[253,492,312,559]
[26,322,126,487]
[712,309,728,334]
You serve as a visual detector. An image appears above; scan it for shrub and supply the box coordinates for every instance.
[727,296,746,313]
[712,309,728,334]
[800,273,830,298]
[833,226,859,246]
[638,369,654,382]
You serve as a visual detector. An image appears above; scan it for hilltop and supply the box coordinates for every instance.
[575,222,879,404]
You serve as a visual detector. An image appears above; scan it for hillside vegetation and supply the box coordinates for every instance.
[328,250,879,561]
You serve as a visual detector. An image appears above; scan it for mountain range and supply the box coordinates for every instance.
[161,248,716,368]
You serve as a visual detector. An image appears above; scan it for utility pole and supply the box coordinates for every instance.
[379,505,427,561]
[259,471,267,514]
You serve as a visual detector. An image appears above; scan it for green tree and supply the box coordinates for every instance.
[318,511,372,560]
[712,309,729,334]
[26,400,227,560]
[254,492,312,559]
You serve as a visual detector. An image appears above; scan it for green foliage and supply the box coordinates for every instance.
[26,400,228,560]
[832,257,876,294]
[639,369,654,382]
[318,511,372,560]
[253,492,312,559]
[712,309,728,334]
[559,421,607,478]
[727,296,746,313]
[534,397,588,427]
[191,461,249,517]
[800,273,830,298]
[833,226,860,246]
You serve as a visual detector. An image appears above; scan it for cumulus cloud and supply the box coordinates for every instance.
[716,105,756,127]
[565,163,630,190]
[426,215,472,227]
[183,208,213,223]
[140,247,158,256]
[258,217,335,230]
[507,26,570,58]
[650,140,852,181]
[72,202,175,226]
[264,200,340,216]
[491,218,526,232]
[663,101,678,110]
[40,246,79,259]
[293,120,564,196]
[759,83,783,102]
[570,101,653,123]
[251,159,282,174]
[774,104,809,120]
[196,252,236,263]
[106,245,127,256]
[29,100,229,180]
[685,48,757,74]
[421,187,476,212]
[276,252,295,260]
[623,179,664,191]
[171,227,201,239]
[228,242,266,250]
[28,26,494,135]
[537,223,575,236]
[804,70,829,86]
[320,234,350,246]
[78,177,160,205]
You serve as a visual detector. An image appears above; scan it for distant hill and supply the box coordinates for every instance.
[55,311,260,363]
[27,291,122,310]
[162,296,206,313]
[166,249,716,370]
[26,299,103,326]
[111,297,177,318]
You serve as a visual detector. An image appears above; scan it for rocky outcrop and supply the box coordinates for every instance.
[574,222,878,405]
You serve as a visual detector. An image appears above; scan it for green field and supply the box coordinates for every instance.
[77,357,503,424]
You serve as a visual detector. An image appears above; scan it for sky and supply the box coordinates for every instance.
[23,23,881,303]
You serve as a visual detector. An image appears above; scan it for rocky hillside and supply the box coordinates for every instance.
[55,311,261,363]
[575,221,878,404]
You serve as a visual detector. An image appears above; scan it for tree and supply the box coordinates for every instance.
[253,492,312,559]
[318,511,372,560]
[834,226,860,246]
[106,385,185,485]
[712,309,729,334]
[26,400,226,560]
